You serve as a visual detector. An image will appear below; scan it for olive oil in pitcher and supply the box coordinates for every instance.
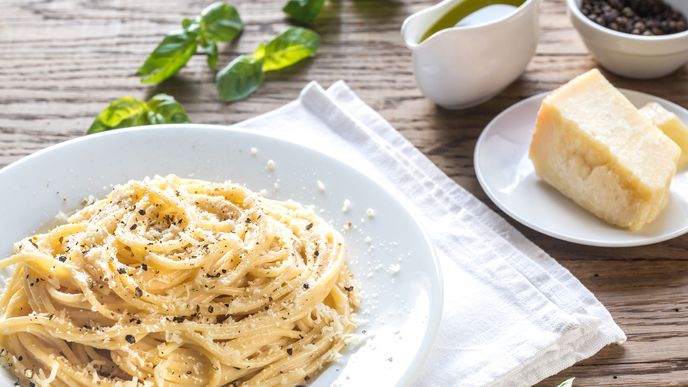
[421,0,527,42]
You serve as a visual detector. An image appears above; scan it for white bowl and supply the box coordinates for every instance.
[567,0,688,79]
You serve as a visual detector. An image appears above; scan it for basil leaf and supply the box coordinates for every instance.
[252,43,267,61]
[146,94,191,125]
[254,27,319,72]
[556,378,575,387]
[87,94,190,134]
[138,30,198,84]
[181,17,195,30]
[87,97,149,134]
[216,55,264,102]
[283,0,325,23]
[200,2,243,42]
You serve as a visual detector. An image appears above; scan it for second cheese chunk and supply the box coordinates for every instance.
[529,69,680,231]
[639,102,688,168]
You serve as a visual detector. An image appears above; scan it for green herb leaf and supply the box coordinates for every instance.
[556,378,575,387]
[181,17,196,30]
[137,30,198,84]
[283,0,325,23]
[87,97,149,134]
[253,27,319,72]
[87,94,190,134]
[199,2,243,42]
[145,94,191,125]
[216,55,265,102]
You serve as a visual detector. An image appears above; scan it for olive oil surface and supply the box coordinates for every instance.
[420,0,526,42]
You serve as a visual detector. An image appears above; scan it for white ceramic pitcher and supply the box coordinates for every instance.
[402,0,541,110]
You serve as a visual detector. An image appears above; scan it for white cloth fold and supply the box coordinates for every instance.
[236,81,626,386]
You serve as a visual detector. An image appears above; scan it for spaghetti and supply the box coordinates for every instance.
[0,175,357,386]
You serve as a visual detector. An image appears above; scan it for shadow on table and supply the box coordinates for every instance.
[414,74,537,173]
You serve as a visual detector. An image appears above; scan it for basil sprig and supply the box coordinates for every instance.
[87,94,190,134]
[138,2,243,84]
[216,27,319,102]
[283,0,325,23]
[282,0,325,23]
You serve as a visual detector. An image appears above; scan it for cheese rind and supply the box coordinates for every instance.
[529,69,680,230]
[639,102,688,167]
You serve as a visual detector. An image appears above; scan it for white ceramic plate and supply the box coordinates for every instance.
[475,90,688,247]
[0,125,443,386]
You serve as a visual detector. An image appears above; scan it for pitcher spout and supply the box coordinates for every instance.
[401,0,462,49]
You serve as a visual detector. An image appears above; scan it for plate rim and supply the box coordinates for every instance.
[0,124,444,386]
[474,89,688,248]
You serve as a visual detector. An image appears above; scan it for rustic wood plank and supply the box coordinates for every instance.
[1,0,688,386]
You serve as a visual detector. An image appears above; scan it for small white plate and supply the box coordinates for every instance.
[475,90,688,247]
[0,125,443,386]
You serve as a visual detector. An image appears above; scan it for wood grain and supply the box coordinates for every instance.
[1,0,687,385]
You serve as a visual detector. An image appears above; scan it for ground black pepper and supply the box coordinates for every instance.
[581,0,687,35]
[286,348,293,355]
[125,334,136,344]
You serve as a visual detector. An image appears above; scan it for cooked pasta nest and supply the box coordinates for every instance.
[0,175,357,386]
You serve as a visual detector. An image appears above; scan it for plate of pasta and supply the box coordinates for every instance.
[0,125,442,387]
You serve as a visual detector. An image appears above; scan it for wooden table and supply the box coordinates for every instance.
[1,0,687,385]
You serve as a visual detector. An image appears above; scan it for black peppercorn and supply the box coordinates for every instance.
[581,0,687,36]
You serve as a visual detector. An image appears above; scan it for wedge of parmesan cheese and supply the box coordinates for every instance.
[639,102,688,168]
[529,69,680,231]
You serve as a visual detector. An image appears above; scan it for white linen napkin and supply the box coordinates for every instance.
[236,81,626,386]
